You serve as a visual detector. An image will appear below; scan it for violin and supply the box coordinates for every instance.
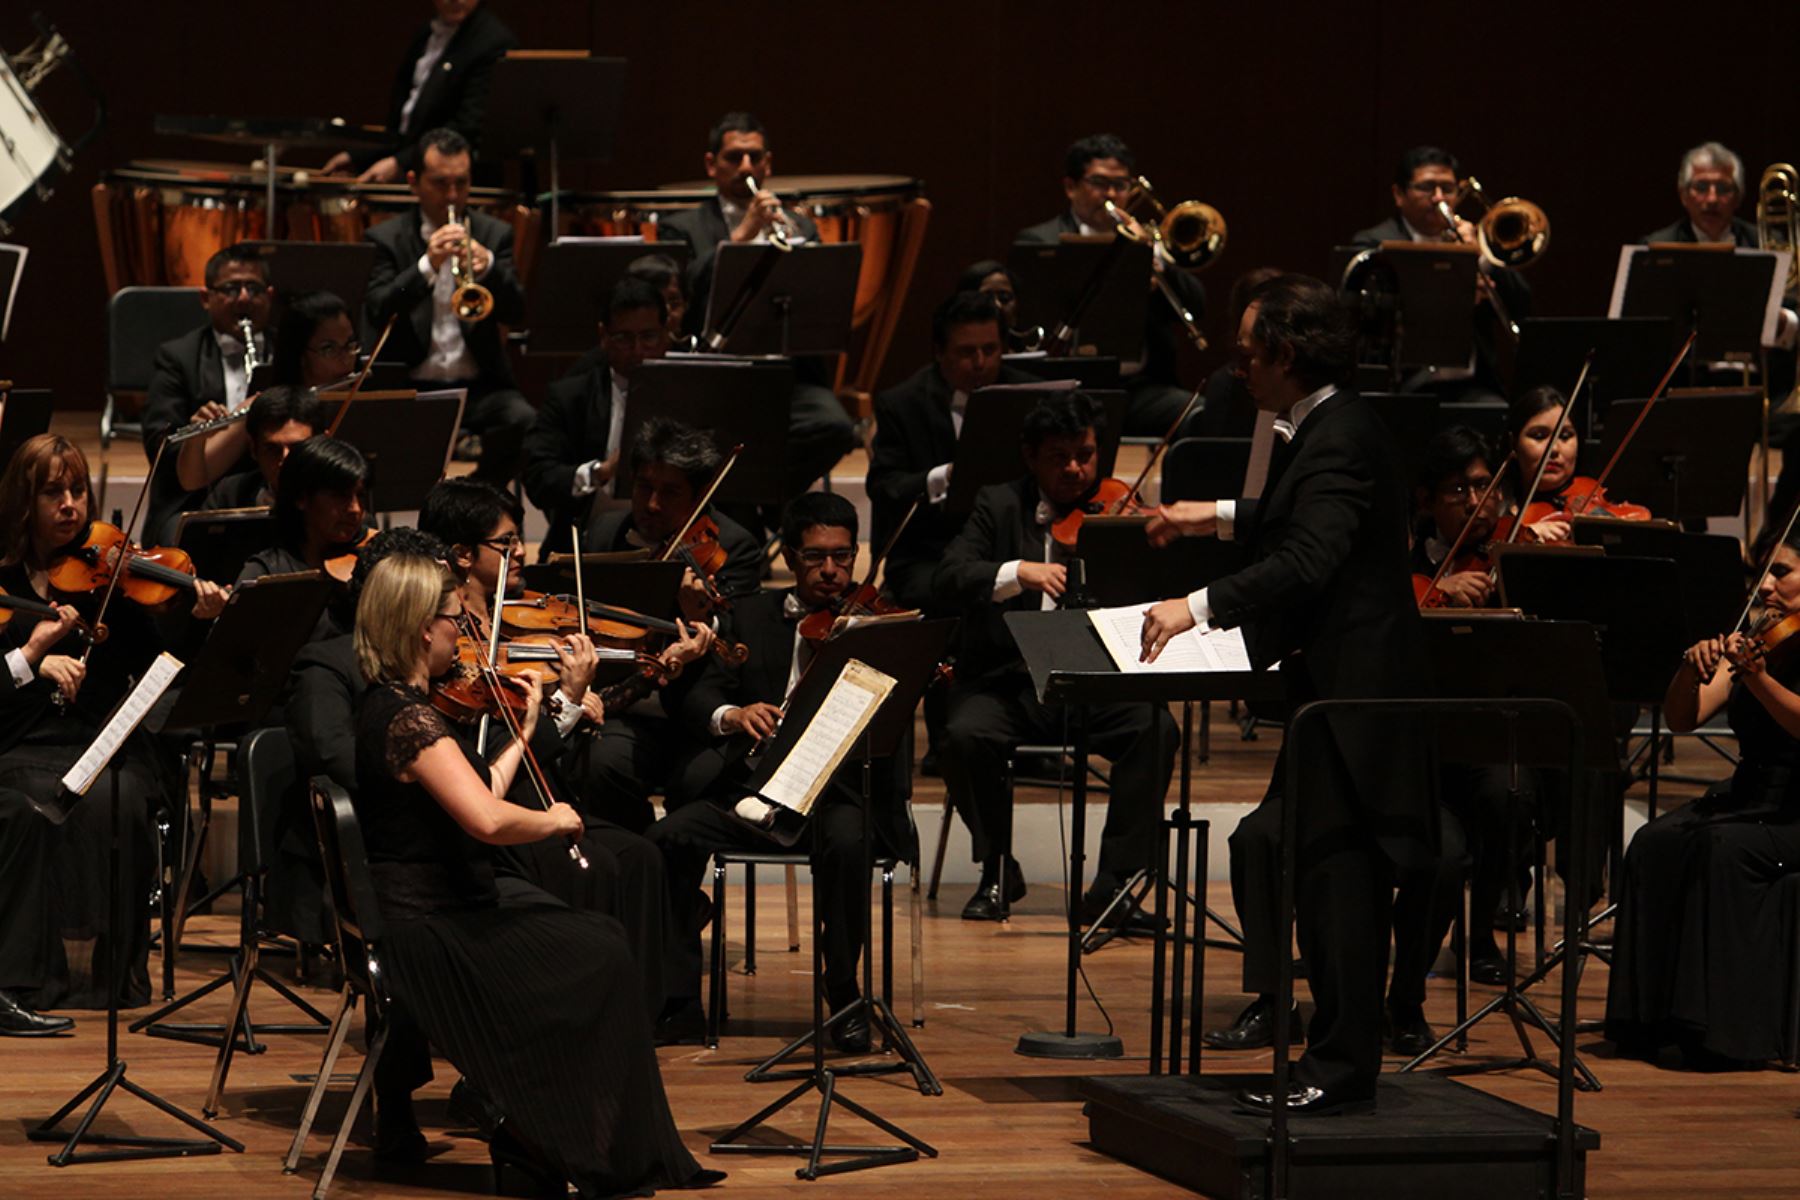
[47,521,199,608]
[430,669,536,726]
[0,587,106,644]
[1054,387,1201,548]
[659,514,734,613]
[1512,477,1652,533]
[499,590,749,666]
[798,496,921,643]
[325,529,378,584]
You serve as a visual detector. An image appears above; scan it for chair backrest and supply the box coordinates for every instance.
[308,775,388,1006]
[107,286,202,394]
[1162,436,1251,503]
[236,726,296,876]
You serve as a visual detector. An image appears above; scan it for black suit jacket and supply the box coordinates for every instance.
[1206,392,1434,855]
[583,505,763,607]
[930,477,1057,689]
[355,6,518,174]
[363,209,526,387]
[1014,210,1205,387]
[868,362,1037,607]
[143,324,246,543]
[523,361,616,554]
[659,197,821,337]
[286,634,362,793]
[1639,216,1759,247]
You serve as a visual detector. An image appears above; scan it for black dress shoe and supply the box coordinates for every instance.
[489,1124,567,1197]
[829,1003,872,1055]
[448,1075,504,1139]
[1202,996,1303,1051]
[961,857,1026,921]
[1234,1081,1375,1117]
[374,1097,430,1164]
[1470,954,1511,987]
[0,990,73,1037]
[654,998,707,1047]
[1386,1005,1437,1057]
[1077,883,1168,935]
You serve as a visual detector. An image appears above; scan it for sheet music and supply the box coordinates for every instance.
[758,659,895,816]
[60,652,184,796]
[1087,604,1253,674]
[1606,244,1639,320]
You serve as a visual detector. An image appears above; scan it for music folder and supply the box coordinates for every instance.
[1006,237,1150,362]
[525,238,693,356]
[1608,243,1783,361]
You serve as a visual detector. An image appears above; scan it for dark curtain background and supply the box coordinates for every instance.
[3,0,1795,409]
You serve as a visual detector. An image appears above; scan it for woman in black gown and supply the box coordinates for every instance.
[352,553,718,1196]
[1605,533,1800,1067]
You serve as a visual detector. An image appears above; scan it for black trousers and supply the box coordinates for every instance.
[560,712,713,834]
[939,677,1176,889]
[787,383,857,498]
[0,787,56,995]
[458,382,535,486]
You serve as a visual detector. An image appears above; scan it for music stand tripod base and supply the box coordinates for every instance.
[1016,1030,1125,1059]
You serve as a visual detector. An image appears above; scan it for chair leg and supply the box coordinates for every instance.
[284,987,356,1175]
[202,937,260,1117]
[910,863,925,1028]
[927,795,954,901]
[314,1022,385,1200]
[708,859,727,1049]
[882,865,895,1008]
[744,864,758,976]
[785,863,800,952]
[1787,882,1800,1069]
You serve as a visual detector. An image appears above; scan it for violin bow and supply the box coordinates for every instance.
[1418,452,1514,607]
[1569,328,1697,518]
[1735,497,1800,634]
[863,495,921,596]
[1111,386,1203,516]
[1505,349,1595,546]
[656,443,744,563]
[323,313,397,439]
[475,531,516,756]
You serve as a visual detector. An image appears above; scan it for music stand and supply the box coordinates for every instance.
[703,243,862,357]
[524,239,693,356]
[0,385,53,463]
[1076,515,1245,609]
[713,618,955,1178]
[241,241,377,316]
[1381,242,1481,372]
[177,506,275,591]
[1496,551,1688,705]
[1571,521,1743,644]
[944,382,1126,513]
[317,391,465,513]
[1004,354,1123,389]
[1007,238,1151,361]
[1589,391,1760,519]
[1364,392,1441,485]
[1610,244,1782,363]
[482,54,628,237]
[613,358,794,508]
[1513,317,1674,434]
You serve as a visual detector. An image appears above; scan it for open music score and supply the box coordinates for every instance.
[61,652,183,797]
[1087,604,1254,675]
[758,659,895,817]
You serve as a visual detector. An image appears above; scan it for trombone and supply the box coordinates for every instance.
[1103,174,1227,351]
[744,177,799,251]
[1434,176,1550,340]
[446,203,494,322]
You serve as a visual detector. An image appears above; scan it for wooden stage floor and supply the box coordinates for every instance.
[2,727,1792,1199]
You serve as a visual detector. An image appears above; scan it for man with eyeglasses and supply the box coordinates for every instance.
[142,244,277,542]
[523,278,672,558]
[1016,133,1208,437]
[200,387,324,512]
[1642,142,1758,246]
[646,491,911,1050]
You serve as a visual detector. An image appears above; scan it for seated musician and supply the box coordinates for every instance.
[1015,133,1207,436]
[658,111,856,502]
[200,387,323,511]
[144,244,275,543]
[931,391,1178,922]
[956,260,1030,352]
[647,493,911,1051]
[236,436,370,645]
[320,0,518,185]
[628,253,692,348]
[1504,384,1650,539]
[1349,145,1530,404]
[0,435,226,1010]
[346,554,718,1191]
[523,278,670,559]
[1642,141,1758,246]
[1411,424,1500,609]
[363,127,531,486]
[1605,533,1800,1069]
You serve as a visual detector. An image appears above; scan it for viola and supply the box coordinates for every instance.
[1517,477,1651,530]
[499,590,749,667]
[1741,609,1800,674]
[796,583,913,644]
[1050,478,1143,548]
[658,514,734,613]
[47,521,199,608]
[430,669,536,726]
[1412,548,1495,609]
[324,529,378,584]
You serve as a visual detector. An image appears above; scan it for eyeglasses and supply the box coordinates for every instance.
[430,610,461,627]
[1406,180,1457,197]
[604,329,666,350]
[478,535,519,553]
[795,548,856,568]
[209,281,269,298]
[1082,174,1132,194]
[1438,478,1494,501]
[307,340,361,357]
[1685,180,1740,197]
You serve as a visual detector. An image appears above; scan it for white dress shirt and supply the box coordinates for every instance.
[399,19,456,135]
[213,328,264,410]
[923,388,970,503]
[572,369,630,497]
[410,213,485,383]
[708,594,810,735]
[992,498,1065,613]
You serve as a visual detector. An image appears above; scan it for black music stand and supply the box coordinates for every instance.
[482,55,628,236]
[0,385,54,463]
[1613,244,1781,364]
[703,243,861,357]
[1008,238,1151,361]
[1364,393,1441,485]
[318,391,465,513]
[1382,242,1481,373]
[1571,521,1742,643]
[1496,552,1687,704]
[614,358,794,508]
[177,506,275,591]
[1005,610,1284,1064]
[1005,354,1123,389]
[713,619,954,1179]
[241,241,377,315]
[1513,317,1673,435]
[944,382,1127,513]
[524,238,693,355]
[1590,391,1760,519]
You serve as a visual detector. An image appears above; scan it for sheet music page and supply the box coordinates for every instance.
[1746,247,1787,345]
[758,659,896,815]
[1087,605,1252,674]
[1606,244,1641,319]
[1243,409,1280,499]
[61,652,184,796]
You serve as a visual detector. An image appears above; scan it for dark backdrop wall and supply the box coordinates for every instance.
[3,0,1796,411]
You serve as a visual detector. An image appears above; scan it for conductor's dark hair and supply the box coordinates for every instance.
[348,526,449,605]
[419,477,524,553]
[1064,133,1135,180]
[1021,390,1106,449]
[244,385,324,442]
[708,112,766,154]
[1228,266,1285,330]
[273,436,367,552]
[930,291,1001,349]
[203,242,269,288]
[780,492,858,550]
[1420,424,1494,491]
[628,417,721,493]
[418,127,471,161]
[627,252,686,299]
[1394,145,1460,188]
[271,290,350,386]
[1246,274,1358,391]
[1507,385,1567,440]
[956,259,1017,295]
[607,276,667,325]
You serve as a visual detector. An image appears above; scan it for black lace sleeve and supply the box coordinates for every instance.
[383,699,453,778]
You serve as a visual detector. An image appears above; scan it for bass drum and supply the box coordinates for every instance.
[0,52,70,227]
[555,186,712,241]
[781,174,923,328]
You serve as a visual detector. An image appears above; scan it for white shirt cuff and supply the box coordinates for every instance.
[1186,588,1213,630]
[993,560,1024,601]
[1216,500,1236,542]
[1774,307,1799,351]
[5,648,33,688]
[925,463,952,503]
[415,251,435,279]
[709,704,735,738]
[572,459,603,498]
[552,688,581,738]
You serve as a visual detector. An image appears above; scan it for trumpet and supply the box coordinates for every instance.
[446,203,494,322]
[1433,176,1549,341]
[744,177,798,252]
[1103,174,1226,351]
